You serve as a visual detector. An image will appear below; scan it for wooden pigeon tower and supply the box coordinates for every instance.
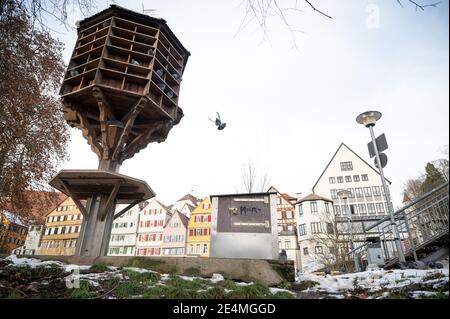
[49,5,190,257]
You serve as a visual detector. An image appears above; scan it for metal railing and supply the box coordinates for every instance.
[348,182,449,269]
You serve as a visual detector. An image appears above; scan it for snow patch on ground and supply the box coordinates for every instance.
[269,287,295,295]
[123,267,158,274]
[235,281,253,286]
[210,273,224,283]
[5,255,65,268]
[297,268,449,294]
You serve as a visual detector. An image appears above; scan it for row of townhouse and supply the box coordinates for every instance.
[11,142,397,274]
[108,195,211,257]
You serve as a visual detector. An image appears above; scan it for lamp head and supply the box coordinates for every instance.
[356,111,382,127]
[337,189,351,200]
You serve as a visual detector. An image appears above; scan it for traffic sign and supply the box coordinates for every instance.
[368,133,388,158]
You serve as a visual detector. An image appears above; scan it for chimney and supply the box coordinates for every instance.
[295,192,303,201]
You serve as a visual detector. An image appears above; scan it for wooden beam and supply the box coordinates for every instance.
[77,112,103,158]
[93,87,110,160]
[92,86,116,121]
[111,97,145,162]
[120,122,166,163]
[113,200,141,220]
[59,180,88,218]
[99,181,121,221]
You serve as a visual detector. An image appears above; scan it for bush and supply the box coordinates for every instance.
[291,280,319,291]
[121,269,160,283]
[89,263,110,273]
[216,279,237,290]
[67,280,97,299]
[227,283,271,299]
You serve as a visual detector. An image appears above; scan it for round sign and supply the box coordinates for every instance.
[375,152,388,169]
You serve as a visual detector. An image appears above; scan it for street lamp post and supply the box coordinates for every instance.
[356,111,406,263]
[337,190,360,272]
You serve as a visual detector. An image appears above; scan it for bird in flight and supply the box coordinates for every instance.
[209,112,226,130]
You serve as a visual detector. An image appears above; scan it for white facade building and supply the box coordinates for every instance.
[107,204,140,256]
[136,199,172,256]
[12,224,44,255]
[295,194,335,272]
[312,143,393,220]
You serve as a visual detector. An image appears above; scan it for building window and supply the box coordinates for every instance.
[373,186,381,196]
[340,162,353,171]
[330,190,338,200]
[376,203,385,214]
[329,246,336,255]
[367,203,376,214]
[337,176,344,183]
[303,247,309,255]
[315,246,323,254]
[350,204,357,215]
[326,223,334,234]
[195,244,201,254]
[347,188,355,198]
[202,244,208,254]
[311,222,322,234]
[298,224,307,236]
[310,202,318,214]
[345,176,352,183]
[364,187,372,197]
[333,205,341,216]
[329,177,336,184]
[353,175,360,182]
[358,204,367,215]
[341,205,348,215]
[285,240,291,249]
[355,187,363,198]
[325,202,330,213]
[362,174,369,181]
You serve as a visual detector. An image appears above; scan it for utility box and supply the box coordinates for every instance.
[210,192,279,260]
[365,237,384,267]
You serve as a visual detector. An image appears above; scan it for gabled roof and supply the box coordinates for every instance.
[177,211,190,228]
[312,142,392,192]
[296,193,333,204]
[164,210,189,229]
[176,193,199,204]
[155,200,171,212]
[4,191,67,224]
[267,186,296,207]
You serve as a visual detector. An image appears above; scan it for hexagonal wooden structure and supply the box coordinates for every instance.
[60,5,190,166]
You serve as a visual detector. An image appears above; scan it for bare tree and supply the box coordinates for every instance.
[241,162,270,193]
[0,2,69,219]
[432,145,449,182]
[239,0,441,49]
[0,0,98,30]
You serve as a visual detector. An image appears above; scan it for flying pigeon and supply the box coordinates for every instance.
[209,112,226,130]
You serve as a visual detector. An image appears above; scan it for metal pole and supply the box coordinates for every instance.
[368,125,406,262]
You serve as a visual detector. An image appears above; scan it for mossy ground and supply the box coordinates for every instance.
[1,260,447,299]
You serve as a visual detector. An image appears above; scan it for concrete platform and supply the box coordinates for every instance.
[28,255,295,286]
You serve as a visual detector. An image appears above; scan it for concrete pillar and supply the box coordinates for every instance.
[75,159,119,257]
[75,194,116,257]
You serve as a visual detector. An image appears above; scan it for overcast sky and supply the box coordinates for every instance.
[50,0,449,207]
